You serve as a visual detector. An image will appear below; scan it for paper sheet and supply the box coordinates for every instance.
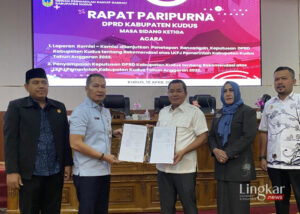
[118,124,148,162]
[149,126,176,164]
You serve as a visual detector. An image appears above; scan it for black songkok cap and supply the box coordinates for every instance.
[25,68,47,83]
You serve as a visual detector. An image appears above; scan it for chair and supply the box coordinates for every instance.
[154,96,171,113]
[262,94,271,104]
[189,94,216,114]
[103,95,130,115]
[260,94,271,112]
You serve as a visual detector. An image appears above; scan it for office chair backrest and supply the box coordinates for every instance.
[260,94,271,111]
[262,94,271,104]
[154,96,170,113]
[189,94,216,114]
[103,95,130,115]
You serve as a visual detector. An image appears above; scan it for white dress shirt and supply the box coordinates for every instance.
[156,102,208,173]
[259,92,300,169]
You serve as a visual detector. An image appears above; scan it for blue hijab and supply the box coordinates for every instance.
[218,81,243,145]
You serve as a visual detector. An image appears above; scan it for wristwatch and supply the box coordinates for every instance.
[99,153,105,160]
[259,155,266,161]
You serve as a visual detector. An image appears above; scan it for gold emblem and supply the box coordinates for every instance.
[270,105,273,110]
[57,109,62,113]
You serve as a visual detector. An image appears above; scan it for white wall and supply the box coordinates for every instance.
[0,0,299,110]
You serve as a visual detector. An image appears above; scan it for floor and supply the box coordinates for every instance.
[0,206,298,214]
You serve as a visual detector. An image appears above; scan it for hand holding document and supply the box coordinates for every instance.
[118,124,176,164]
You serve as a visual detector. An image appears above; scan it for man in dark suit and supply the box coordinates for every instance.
[4,68,73,214]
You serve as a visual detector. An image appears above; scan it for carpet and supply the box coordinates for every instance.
[114,204,299,214]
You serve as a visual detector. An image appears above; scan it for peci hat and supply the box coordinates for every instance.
[25,68,47,83]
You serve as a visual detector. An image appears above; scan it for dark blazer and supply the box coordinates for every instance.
[208,104,257,182]
[4,96,73,179]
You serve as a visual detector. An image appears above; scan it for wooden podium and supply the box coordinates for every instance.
[3,113,297,213]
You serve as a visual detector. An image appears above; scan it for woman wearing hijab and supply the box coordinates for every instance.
[208,81,257,214]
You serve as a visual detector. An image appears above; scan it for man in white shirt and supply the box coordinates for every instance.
[156,79,208,214]
[259,66,300,213]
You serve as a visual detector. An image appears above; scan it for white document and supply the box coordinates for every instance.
[118,124,148,163]
[149,126,176,164]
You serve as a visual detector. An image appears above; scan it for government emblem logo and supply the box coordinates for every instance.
[42,0,54,7]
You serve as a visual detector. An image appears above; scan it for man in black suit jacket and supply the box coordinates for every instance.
[4,68,73,214]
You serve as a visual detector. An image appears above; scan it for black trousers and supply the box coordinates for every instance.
[217,180,250,214]
[73,175,110,214]
[157,170,198,214]
[19,173,64,214]
[268,168,300,214]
